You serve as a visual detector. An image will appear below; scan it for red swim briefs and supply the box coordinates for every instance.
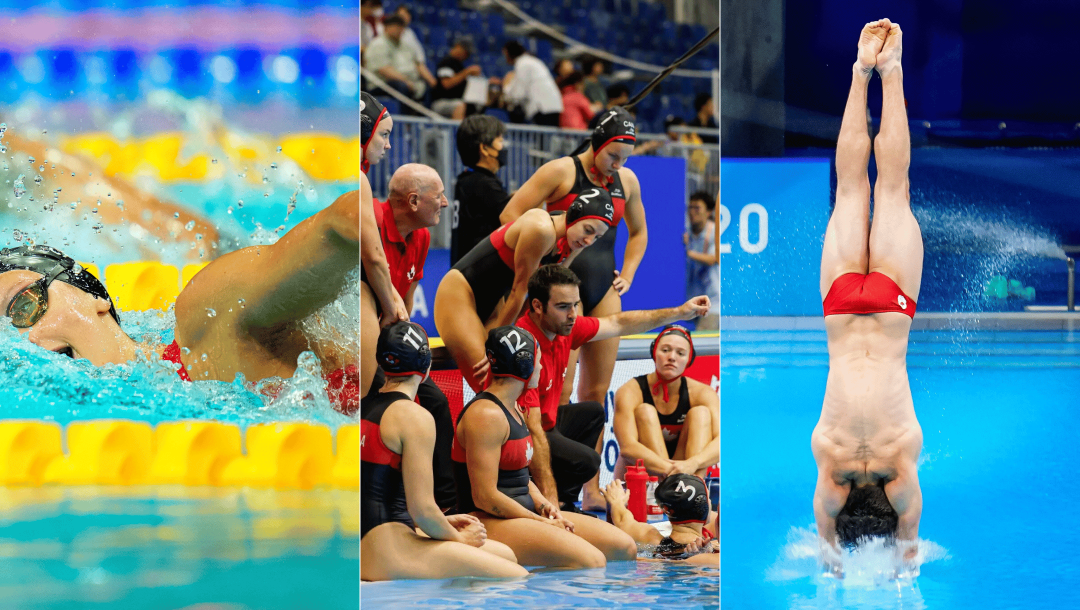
[822,272,916,318]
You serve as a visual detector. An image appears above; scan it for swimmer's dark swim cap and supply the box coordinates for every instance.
[655,474,710,524]
[377,321,431,378]
[0,245,119,325]
[591,106,636,155]
[361,91,389,173]
[485,325,537,382]
[650,324,695,366]
[565,186,615,228]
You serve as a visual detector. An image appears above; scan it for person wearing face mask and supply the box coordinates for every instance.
[500,107,649,510]
[451,115,512,265]
[611,325,718,479]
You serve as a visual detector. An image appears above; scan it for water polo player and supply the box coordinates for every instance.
[1,187,362,412]
[361,321,526,581]
[612,325,718,479]
[812,19,922,571]
[602,474,718,566]
[360,90,409,336]
[500,106,647,507]
[435,187,615,392]
[452,325,637,569]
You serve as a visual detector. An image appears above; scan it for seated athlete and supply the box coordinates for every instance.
[601,475,718,567]
[612,325,718,479]
[812,19,922,573]
[0,188,361,413]
[361,321,526,581]
[435,187,615,392]
[453,325,638,569]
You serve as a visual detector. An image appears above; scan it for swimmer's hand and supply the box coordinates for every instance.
[602,480,630,508]
[380,292,411,327]
[447,514,487,548]
[612,270,632,296]
[679,295,711,320]
[472,356,492,388]
[537,503,574,532]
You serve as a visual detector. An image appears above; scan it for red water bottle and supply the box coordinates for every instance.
[624,459,649,523]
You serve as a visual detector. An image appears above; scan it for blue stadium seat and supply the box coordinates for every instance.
[485,12,505,37]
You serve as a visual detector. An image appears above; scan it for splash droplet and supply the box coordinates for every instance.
[277,146,282,153]
[270,162,278,169]
[185,220,195,231]
[13,175,25,199]
[238,298,246,308]
[33,175,42,185]
[206,308,217,318]
[211,158,218,164]
[237,199,244,208]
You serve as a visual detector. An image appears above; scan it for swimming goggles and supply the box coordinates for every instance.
[6,261,68,328]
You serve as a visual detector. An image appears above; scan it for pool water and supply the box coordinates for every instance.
[362,560,719,609]
[721,323,1080,609]
[0,487,359,610]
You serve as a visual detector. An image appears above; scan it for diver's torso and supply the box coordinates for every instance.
[815,312,921,485]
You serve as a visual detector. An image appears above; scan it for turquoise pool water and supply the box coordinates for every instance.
[0,487,359,610]
[362,560,719,609]
[721,322,1080,609]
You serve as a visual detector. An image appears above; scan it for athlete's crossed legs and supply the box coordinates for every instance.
[820,19,923,300]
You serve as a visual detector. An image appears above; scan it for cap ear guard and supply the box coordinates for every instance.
[377,321,431,377]
[650,324,695,366]
[486,325,537,382]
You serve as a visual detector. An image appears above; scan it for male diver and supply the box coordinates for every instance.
[812,19,923,574]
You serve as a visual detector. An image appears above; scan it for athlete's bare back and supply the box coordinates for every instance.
[811,19,923,564]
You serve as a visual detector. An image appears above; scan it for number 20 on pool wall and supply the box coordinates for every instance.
[719,203,768,254]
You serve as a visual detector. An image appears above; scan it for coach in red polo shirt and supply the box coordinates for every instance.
[516,265,711,512]
[360,163,457,511]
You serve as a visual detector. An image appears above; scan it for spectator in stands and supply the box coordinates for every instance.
[392,5,425,64]
[361,0,384,55]
[365,14,437,106]
[587,83,631,130]
[581,56,608,112]
[688,93,719,144]
[432,38,481,120]
[553,58,576,88]
[502,41,563,126]
[685,191,719,331]
[559,71,595,130]
[451,115,512,265]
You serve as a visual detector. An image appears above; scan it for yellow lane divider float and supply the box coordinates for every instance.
[60,132,361,183]
[0,421,358,490]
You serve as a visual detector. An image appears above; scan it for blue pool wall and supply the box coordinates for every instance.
[722,153,1080,316]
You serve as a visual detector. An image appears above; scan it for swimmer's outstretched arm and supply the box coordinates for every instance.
[361,173,409,324]
[8,132,219,263]
[176,191,358,344]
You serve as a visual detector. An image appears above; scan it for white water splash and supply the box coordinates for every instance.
[916,203,1066,260]
[766,526,949,587]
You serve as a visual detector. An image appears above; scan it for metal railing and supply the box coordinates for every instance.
[366,116,719,248]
